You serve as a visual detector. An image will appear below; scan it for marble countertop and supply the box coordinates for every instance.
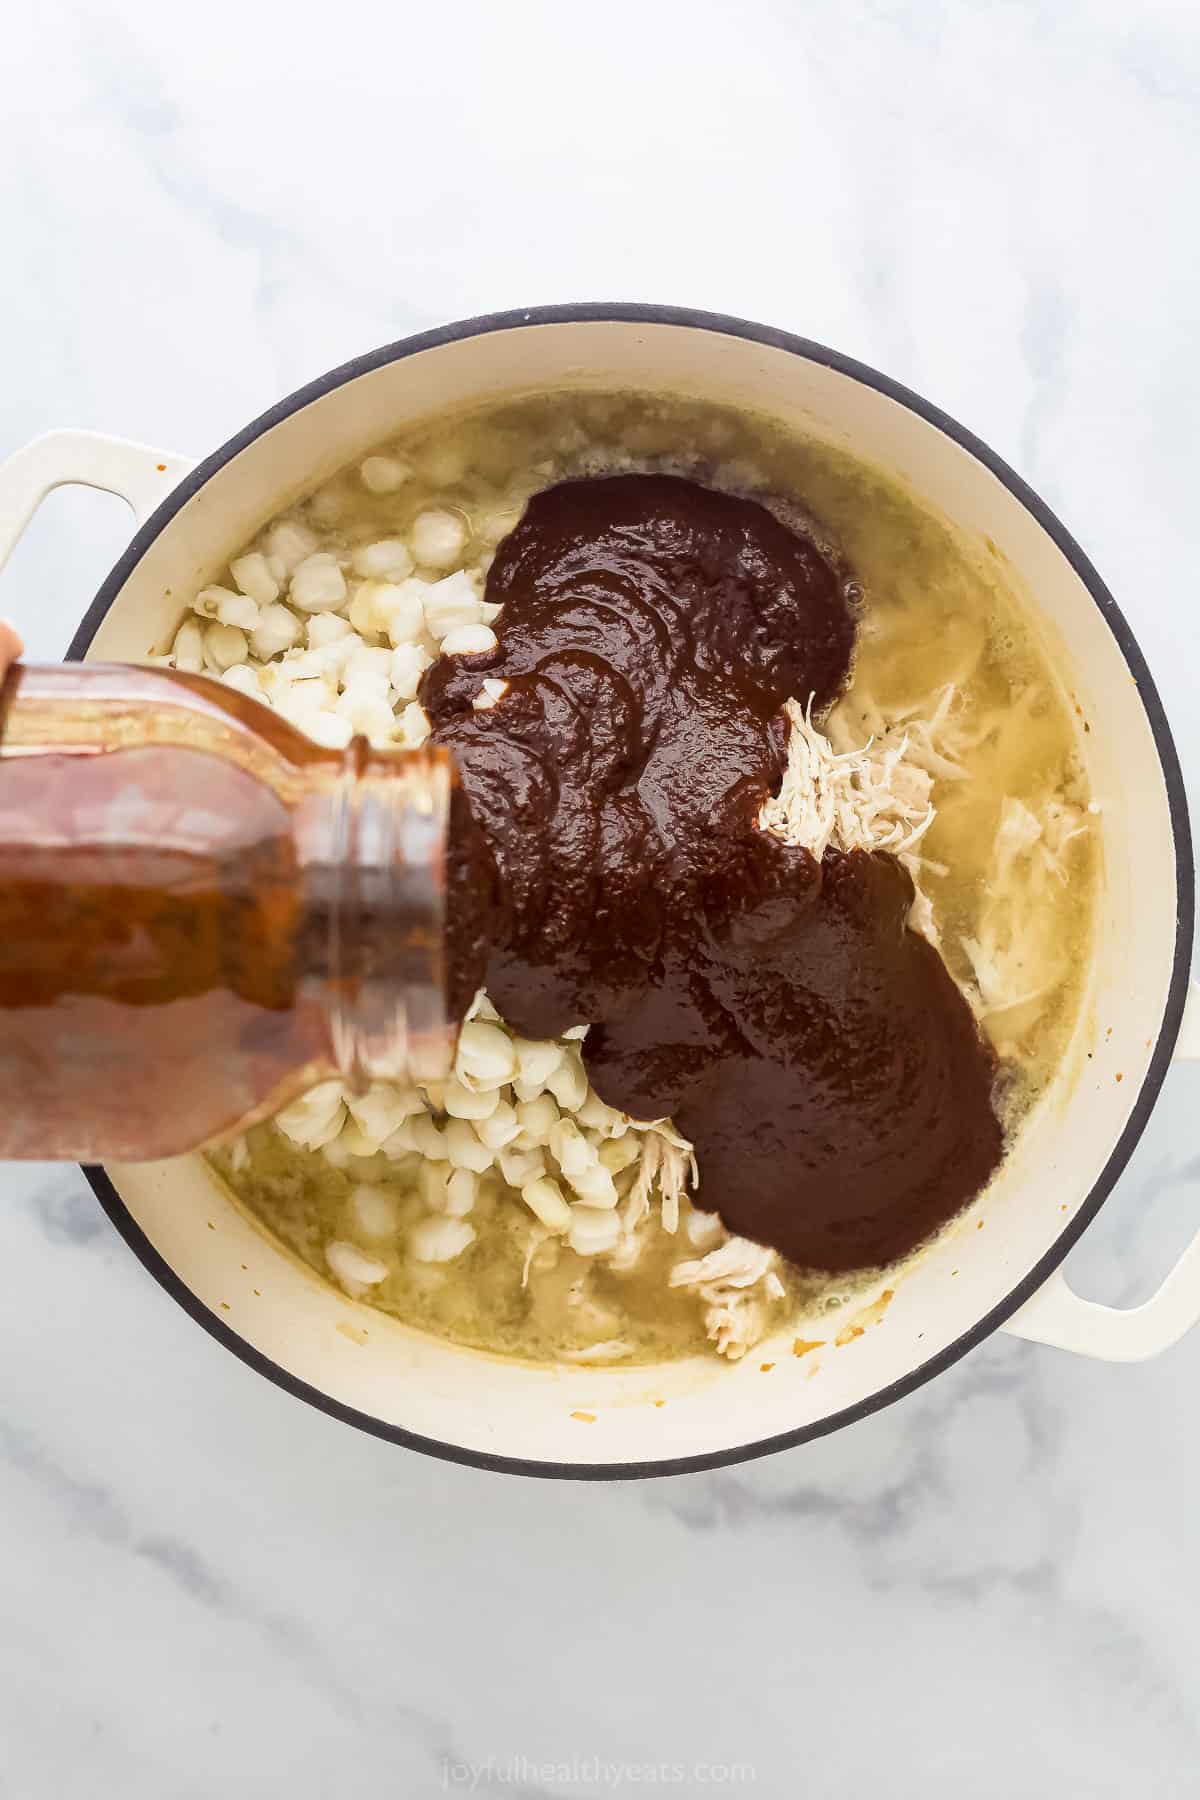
[2,2,1199,1794]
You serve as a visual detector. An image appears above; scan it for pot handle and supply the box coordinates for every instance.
[0,429,193,577]
[1003,978,1200,1361]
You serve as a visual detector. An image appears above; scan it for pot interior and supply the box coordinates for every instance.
[87,316,1182,1470]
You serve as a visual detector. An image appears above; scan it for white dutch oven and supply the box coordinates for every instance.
[0,305,1195,1478]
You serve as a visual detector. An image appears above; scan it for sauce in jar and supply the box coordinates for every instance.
[0,663,450,1160]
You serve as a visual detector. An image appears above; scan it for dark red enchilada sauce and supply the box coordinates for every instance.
[424,473,1002,1274]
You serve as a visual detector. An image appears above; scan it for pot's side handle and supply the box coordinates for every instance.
[0,430,194,576]
[1003,978,1200,1362]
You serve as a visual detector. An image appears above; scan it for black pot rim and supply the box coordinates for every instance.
[69,301,1195,1481]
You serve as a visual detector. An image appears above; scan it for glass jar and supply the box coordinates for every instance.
[0,663,451,1160]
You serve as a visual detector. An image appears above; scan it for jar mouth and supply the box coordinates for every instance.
[308,740,453,1089]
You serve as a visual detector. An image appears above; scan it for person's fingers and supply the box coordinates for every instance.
[0,620,24,666]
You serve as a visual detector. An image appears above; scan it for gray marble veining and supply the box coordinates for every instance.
[1,1,1198,1794]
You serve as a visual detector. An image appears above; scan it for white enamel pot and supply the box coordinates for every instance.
[1,305,1195,1479]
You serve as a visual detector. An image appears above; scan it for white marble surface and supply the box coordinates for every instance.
[2,1,1199,1793]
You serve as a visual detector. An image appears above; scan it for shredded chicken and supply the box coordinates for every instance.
[561,1339,634,1363]
[1038,797,1089,885]
[702,1294,770,1360]
[760,696,940,945]
[760,697,936,860]
[671,1235,777,1290]
[993,796,1044,884]
[620,1125,696,1236]
[521,1224,551,1288]
[960,926,1063,1018]
[827,682,972,781]
[959,793,1084,1026]
[666,1235,782,1358]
